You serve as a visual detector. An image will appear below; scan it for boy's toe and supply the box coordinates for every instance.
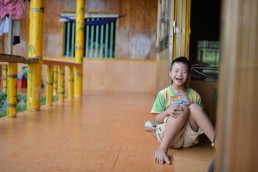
[164,157,171,164]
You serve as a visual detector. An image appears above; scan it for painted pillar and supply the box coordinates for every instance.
[58,66,65,101]
[27,0,44,111]
[1,65,7,92]
[53,66,58,95]
[7,63,17,117]
[74,0,85,97]
[7,18,17,117]
[68,67,74,99]
[46,65,54,105]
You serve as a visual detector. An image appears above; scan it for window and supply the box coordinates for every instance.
[197,40,220,67]
[191,40,220,81]
[60,13,118,58]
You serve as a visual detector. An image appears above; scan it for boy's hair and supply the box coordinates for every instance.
[170,56,191,74]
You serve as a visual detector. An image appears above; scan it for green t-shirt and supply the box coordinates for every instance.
[151,86,202,114]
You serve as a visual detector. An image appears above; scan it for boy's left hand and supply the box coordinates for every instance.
[169,105,183,118]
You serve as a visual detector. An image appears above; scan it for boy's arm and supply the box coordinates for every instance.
[188,88,203,107]
[151,92,183,124]
[153,112,169,124]
[153,105,183,124]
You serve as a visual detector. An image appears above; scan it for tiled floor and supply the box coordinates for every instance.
[0,91,214,171]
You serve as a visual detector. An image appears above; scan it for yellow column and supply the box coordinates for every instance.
[7,63,17,117]
[27,0,44,111]
[53,66,58,95]
[58,66,65,101]
[1,65,7,92]
[68,67,74,99]
[46,65,54,105]
[74,0,85,97]
[7,17,17,117]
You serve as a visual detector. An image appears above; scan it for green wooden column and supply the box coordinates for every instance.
[71,22,75,57]
[110,21,114,58]
[100,23,104,58]
[89,18,94,58]
[94,18,99,58]
[104,23,109,58]
[66,22,71,57]
[85,19,90,57]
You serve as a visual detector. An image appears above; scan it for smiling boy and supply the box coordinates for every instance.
[151,56,215,164]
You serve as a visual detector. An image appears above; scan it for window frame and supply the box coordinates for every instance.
[60,12,118,59]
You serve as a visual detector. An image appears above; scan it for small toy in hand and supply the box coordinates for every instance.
[170,93,189,105]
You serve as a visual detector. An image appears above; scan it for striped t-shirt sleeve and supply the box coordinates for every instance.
[197,97,203,107]
[151,93,166,113]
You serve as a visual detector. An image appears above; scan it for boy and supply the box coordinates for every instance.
[151,56,215,164]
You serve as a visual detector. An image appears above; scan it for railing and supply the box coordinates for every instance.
[191,66,219,81]
[62,13,117,58]
[0,0,85,118]
[0,53,40,117]
[42,57,82,103]
[0,54,82,118]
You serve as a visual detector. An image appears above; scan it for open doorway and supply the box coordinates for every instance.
[189,0,221,67]
[189,0,221,125]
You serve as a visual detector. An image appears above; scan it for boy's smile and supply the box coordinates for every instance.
[175,77,183,85]
[169,62,189,87]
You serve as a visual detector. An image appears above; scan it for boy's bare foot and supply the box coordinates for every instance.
[154,148,171,164]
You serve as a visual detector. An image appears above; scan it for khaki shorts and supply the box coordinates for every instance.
[154,117,203,148]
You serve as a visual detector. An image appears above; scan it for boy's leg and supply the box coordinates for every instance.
[188,104,215,142]
[155,105,190,164]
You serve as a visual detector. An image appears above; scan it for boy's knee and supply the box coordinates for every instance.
[175,106,190,122]
[181,104,190,114]
[189,103,202,111]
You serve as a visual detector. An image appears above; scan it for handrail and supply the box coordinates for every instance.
[0,53,82,117]
[191,66,219,81]
[0,53,39,64]
[0,53,41,117]
[191,66,218,70]
[0,0,84,117]
[42,56,81,103]
[0,55,82,118]
[43,57,82,67]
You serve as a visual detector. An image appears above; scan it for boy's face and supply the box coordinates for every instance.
[169,62,189,87]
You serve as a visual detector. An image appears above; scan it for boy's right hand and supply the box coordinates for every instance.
[165,105,183,118]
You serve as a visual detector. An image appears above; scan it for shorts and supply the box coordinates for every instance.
[154,117,203,148]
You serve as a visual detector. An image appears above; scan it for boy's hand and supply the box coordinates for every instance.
[165,105,183,118]
[183,100,191,106]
